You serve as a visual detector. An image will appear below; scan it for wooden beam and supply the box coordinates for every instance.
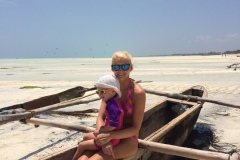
[138,139,240,160]
[26,118,95,133]
[144,89,240,109]
[0,97,100,125]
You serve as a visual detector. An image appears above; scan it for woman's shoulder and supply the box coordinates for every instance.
[133,83,145,96]
[132,82,146,106]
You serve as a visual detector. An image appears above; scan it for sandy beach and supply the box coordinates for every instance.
[0,55,240,160]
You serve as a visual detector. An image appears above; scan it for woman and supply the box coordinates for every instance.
[79,51,146,160]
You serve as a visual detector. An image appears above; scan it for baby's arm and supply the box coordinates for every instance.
[95,102,121,134]
[99,125,116,133]
[94,125,115,136]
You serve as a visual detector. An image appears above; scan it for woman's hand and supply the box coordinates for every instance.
[102,142,115,158]
[95,132,111,146]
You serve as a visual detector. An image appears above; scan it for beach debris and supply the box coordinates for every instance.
[0,67,10,69]
[19,86,45,89]
[215,111,230,116]
[171,104,189,115]
[228,146,240,160]
[227,63,240,71]
[0,108,26,115]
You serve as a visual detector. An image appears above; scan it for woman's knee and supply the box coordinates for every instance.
[78,141,83,147]
[88,151,114,160]
[114,138,138,159]
[78,150,96,160]
[77,142,85,151]
[83,132,94,141]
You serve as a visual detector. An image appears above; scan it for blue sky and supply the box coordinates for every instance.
[0,0,240,58]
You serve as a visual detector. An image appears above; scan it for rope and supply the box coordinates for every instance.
[28,110,36,117]
[19,110,36,124]
[228,147,240,160]
[172,93,181,99]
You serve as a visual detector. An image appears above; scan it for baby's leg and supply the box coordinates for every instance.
[82,132,95,141]
[72,139,97,160]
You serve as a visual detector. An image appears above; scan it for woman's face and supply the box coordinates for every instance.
[112,57,132,81]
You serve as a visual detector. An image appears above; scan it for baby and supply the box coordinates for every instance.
[72,75,123,160]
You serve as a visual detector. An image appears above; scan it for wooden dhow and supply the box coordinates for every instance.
[0,85,239,160]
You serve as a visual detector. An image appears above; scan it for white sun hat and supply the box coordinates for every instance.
[95,75,121,97]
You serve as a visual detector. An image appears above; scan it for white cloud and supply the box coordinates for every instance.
[225,33,240,39]
[216,33,240,42]
[195,35,211,42]
[195,33,240,43]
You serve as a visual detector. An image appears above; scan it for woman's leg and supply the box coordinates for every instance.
[73,132,97,160]
[78,150,97,160]
[72,140,97,160]
[89,137,138,160]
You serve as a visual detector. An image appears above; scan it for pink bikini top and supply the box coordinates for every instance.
[122,79,135,127]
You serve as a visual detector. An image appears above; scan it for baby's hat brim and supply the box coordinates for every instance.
[95,75,121,97]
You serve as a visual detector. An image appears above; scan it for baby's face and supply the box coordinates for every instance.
[96,87,115,101]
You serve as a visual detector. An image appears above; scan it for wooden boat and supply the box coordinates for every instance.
[1,85,239,159]
[0,86,96,112]
[38,85,207,160]
[0,86,97,125]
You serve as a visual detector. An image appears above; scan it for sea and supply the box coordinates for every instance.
[0,55,239,83]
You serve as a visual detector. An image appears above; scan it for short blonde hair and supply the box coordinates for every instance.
[112,51,132,64]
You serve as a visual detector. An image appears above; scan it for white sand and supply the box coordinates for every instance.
[0,55,240,159]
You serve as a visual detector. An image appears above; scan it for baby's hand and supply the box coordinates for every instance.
[94,130,100,136]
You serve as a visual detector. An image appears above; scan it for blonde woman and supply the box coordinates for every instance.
[79,51,146,160]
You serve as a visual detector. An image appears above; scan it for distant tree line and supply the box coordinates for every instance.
[171,49,240,56]
[223,49,240,54]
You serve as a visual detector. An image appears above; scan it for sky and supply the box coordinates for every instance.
[0,0,240,58]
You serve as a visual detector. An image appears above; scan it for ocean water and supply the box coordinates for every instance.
[0,55,239,83]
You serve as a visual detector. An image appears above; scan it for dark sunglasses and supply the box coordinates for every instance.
[111,64,130,71]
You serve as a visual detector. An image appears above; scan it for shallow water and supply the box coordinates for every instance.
[0,55,239,83]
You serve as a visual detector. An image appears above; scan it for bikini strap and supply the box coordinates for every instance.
[124,78,135,114]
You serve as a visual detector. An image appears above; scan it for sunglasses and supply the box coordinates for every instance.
[111,64,130,71]
[96,89,108,95]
